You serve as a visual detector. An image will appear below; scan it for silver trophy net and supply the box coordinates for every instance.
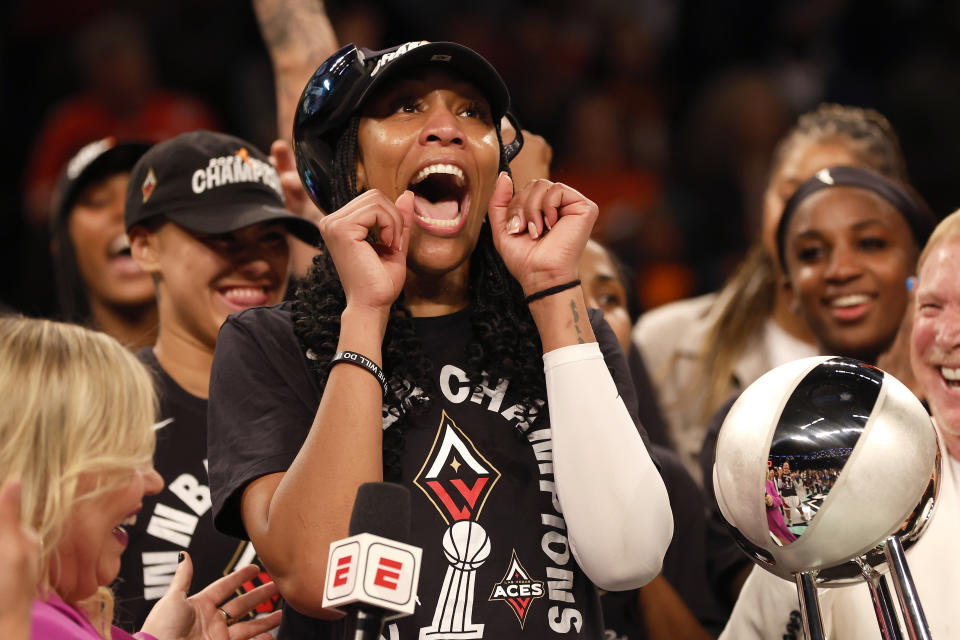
[714,357,940,640]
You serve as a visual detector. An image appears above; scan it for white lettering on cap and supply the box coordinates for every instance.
[67,138,115,180]
[370,41,430,77]
[190,148,284,201]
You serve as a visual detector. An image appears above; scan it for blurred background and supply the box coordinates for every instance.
[4,0,960,318]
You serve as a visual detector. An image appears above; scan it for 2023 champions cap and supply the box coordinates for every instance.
[54,137,151,226]
[125,130,320,245]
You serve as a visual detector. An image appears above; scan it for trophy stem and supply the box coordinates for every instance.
[795,571,827,640]
[883,535,932,640]
[860,561,903,640]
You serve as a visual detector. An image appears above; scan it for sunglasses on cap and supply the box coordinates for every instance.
[294,42,524,213]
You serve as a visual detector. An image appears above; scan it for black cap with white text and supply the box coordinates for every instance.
[125,130,320,245]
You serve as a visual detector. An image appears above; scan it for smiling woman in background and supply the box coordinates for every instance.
[0,316,280,640]
[50,139,157,349]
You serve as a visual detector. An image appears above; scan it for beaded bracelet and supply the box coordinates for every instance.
[523,279,581,305]
[331,350,388,397]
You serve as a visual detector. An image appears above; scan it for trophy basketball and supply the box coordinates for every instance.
[713,356,940,640]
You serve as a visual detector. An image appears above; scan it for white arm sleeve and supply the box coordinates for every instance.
[544,341,673,590]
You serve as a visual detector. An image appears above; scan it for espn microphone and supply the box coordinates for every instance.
[322,482,422,640]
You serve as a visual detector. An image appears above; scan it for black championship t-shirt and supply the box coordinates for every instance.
[779,475,798,497]
[208,302,654,640]
[112,348,279,630]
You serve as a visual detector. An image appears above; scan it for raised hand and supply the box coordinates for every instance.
[318,189,414,312]
[487,172,598,296]
[141,553,281,640]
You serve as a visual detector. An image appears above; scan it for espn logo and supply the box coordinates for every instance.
[322,533,422,618]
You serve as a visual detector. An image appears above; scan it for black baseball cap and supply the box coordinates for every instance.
[294,41,517,213]
[125,130,320,245]
[53,137,151,228]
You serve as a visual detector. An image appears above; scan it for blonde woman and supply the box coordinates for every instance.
[0,317,280,640]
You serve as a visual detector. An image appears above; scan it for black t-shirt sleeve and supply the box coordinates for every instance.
[208,305,319,540]
[587,307,658,464]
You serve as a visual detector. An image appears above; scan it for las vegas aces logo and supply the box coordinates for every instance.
[414,411,500,639]
[488,549,545,629]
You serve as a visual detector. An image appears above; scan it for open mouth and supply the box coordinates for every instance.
[827,293,872,321]
[219,286,271,310]
[408,164,470,231]
[106,234,145,276]
[112,512,138,546]
[108,234,132,259]
[940,366,960,388]
[831,294,871,308]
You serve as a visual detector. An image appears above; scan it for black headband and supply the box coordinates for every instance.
[776,166,935,272]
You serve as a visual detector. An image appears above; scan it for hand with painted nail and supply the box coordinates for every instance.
[141,553,281,640]
[487,172,598,295]
[318,189,415,312]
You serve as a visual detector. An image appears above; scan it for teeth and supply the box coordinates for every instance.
[122,514,138,526]
[941,366,960,381]
[412,164,465,186]
[832,294,870,308]
[109,234,131,256]
[414,213,462,227]
[222,287,265,301]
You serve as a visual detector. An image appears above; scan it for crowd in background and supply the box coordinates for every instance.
[4,0,960,317]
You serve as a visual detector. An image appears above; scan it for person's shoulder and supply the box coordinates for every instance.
[634,292,718,337]
[632,292,718,359]
[223,301,295,335]
[217,301,307,371]
[31,597,93,639]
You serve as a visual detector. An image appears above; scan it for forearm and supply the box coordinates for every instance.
[243,306,388,615]
[527,285,596,352]
[253,0,338,140]
[545,339,673,590]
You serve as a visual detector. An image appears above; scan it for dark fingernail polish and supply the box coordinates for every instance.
[178,552,185,563]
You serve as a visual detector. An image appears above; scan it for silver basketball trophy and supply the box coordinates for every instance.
[714,357,940,640]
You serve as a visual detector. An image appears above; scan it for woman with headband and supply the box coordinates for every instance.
[206,42,672,638]
[717,166,936,639]
[635,104,910,487]
[775,165,935,365]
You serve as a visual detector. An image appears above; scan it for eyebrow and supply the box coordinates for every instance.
[592,273,618,283]
[850,218,893,231]
[793,218,891,240]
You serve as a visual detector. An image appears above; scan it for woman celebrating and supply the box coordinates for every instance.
[0,317,279,640]
[207,42,672,638]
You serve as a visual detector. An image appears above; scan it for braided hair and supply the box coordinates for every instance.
[770,103,908,183]
[292,114,546,481]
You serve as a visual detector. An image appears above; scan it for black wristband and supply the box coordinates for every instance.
[331,351,388,398]
[523,279,581,305]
